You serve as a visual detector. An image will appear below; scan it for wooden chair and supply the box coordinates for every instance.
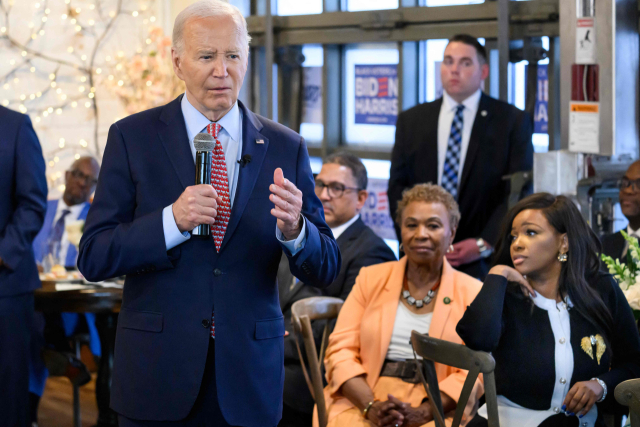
[410,330,500,427]
[291,297,344,427]
[615,379,640,427]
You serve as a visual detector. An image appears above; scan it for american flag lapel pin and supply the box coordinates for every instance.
[256,138,264,144]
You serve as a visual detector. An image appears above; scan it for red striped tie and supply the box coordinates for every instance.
[206,123,231,338]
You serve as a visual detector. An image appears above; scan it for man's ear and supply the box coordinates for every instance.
[480,62,489,81]
[172,48,184,81]
[356,190,368,211]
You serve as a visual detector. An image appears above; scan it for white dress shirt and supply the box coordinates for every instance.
[437,89,482,187]
[53,199,85,266]
[162,93,306,253]
[477,295,598,427]
[330,214,360,240]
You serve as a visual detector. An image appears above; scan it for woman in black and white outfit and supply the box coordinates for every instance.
[457,193,640,427]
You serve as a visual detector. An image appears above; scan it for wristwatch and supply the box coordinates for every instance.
[476,238,493,259]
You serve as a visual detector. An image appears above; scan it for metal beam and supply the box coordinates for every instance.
[497,0,509,102]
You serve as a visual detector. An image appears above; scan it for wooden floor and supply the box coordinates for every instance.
[38,375,99,427]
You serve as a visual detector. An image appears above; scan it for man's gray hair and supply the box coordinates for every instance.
[172,0,251,56]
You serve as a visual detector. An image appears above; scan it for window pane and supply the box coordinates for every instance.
[301,45,324,143]
[277,0,323,15]
[345,44,399,145]
[425,0,483,5]
[345,0,398,11]
[426,38,485,102]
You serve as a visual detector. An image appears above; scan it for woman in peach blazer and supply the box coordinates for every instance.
[318,184,484,427]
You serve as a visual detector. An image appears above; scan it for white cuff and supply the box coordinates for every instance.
[162,205,191,251]
[276,216,307,256]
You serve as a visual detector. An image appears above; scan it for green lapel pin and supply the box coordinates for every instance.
[443,297,451,305]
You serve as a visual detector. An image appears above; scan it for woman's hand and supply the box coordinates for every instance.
[376,394,433,427]
[488,265,536,298]
[368,400,403,426]
[562,380,604,417]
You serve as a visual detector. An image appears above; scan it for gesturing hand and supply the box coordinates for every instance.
[172,185,221,233]
[562,380,604,418]
[488,265,536,298]
[270,168,303,240]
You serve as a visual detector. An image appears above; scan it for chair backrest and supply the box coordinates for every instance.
[410,330,500,427]
[291,297,344,427]
[615,378,640,427]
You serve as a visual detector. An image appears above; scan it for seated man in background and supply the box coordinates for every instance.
[278,152,396,427]
[602,160,640,261]
[29,156,100,425]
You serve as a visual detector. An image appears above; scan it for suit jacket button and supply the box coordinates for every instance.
[214,269,222,277]
[202,319,210,328]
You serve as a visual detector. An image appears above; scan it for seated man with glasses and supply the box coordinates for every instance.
[278,152,396,427]
[29,156,100,426]
[602,160,640,262]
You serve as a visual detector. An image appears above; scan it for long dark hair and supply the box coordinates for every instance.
[493,193,613,343]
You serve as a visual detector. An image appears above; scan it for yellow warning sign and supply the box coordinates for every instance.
[570,103,599,113]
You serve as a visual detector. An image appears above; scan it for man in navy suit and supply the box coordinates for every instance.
[30,156,100,424]
[0,105,48,426]
[77,1,340,426]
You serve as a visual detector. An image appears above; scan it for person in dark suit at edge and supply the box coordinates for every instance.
[388,34,534,279]
[77,1,341,426]
[278,152,396,427]
[0,105,48,427]
[602,160,640,262]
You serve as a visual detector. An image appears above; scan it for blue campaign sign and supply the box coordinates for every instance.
[534,64,549,134]
[354,64,399,125]
[360,178,396,241]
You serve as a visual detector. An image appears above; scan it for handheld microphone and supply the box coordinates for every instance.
[192,132,215,238]
[238,154,252,168]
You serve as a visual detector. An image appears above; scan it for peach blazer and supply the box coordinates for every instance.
[322,256,484,424]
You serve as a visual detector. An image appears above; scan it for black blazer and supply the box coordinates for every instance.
[457,273,640,425]
[0,106,47,297]
[601,231,630,262]
[388,93,533,278]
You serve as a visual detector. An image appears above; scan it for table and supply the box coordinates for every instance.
[35,281,122,427]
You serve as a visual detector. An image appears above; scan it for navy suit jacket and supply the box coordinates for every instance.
[33,199,91,268]
[0,106,48,298]
[77,96,341,425]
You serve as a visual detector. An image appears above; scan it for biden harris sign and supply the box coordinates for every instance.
[355,64,399,125]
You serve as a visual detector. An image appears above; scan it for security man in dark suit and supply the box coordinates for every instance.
[279,152,396,427]
[389,34,533,279]
[0,105,48,426]
[602,160,640,261]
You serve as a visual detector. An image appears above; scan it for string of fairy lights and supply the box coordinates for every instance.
[0,0,159,194]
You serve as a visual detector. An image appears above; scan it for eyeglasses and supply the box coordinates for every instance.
[69,169,98,186]
[619,177,640,193]
[314,180,360,199]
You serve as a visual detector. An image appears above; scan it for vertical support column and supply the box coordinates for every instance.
[497,0,509,102]
[322,45,341,157]
[265,0,274,120]
[321,0,341,158]
[547,36,561,151]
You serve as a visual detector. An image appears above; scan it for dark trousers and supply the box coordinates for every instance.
[0,292,34,427]
[118,338,239,427]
